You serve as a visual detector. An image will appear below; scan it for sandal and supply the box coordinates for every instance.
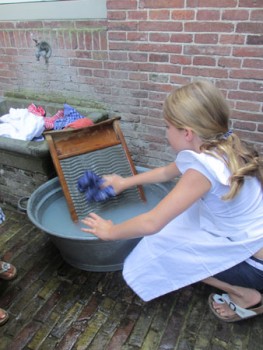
[0,308,9,326]
[0,261,17,280]
[208,293,263,323]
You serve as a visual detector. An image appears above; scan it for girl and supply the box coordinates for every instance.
[81,80,263,322]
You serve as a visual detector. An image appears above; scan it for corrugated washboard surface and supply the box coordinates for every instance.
[60,145,142,219]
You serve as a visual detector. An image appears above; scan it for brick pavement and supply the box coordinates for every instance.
[0,205,262,350]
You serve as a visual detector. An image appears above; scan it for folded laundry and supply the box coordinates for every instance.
[65,118,94,129]
[54,104,85,130]
[77,170,116,202]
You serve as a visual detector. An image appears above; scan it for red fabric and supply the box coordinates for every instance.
[44,110,64,130]
[28,103,45,117]
[65,118,94,129]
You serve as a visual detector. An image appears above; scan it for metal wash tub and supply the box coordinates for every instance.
[27,167,174,272]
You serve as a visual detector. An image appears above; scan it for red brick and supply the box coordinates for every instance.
[149,53,169,62]
[230,69,263,80]
[229,90,263,102]
[109,52,128,61]
[172,10,195,20]
[140,0,184,8]
[100,31,108,50]
[149,10,170,20]
[129,52,148,62]
[92,32,100,50]
[187,0,236,7]
[233,110,263,123]
[193,56,216,66]
[129,72,148,81]
[128,10,148,20]
[242,58,263,69]
[108,21,138,31]
[77,32,85,50]
[222,10,249,21]
[220,34,245,45]
[237,22,263,34]
[139,21,182,32]
[139,63,181,74]
[184,45,231,56]
[218,57,241,68]
[233,47,263,57]
[250,10,263,21]
[195,34,218,44]
[107,1,137,10]
[108,32,126,41]
[170,55,192,65]
[108,11,127,20]
[139,43,182,54]
[75,51,92,59]
[238,0,263,8]
[239,81,263,91]
[127,32,148,41]
[236,101,261,112]
[185,22,234,33]
[247,35,263,45]
[196,10,220,20]
[183,66,228,78]
[150,33,170,42]
[171,33,193,43]
[233,121,257,131]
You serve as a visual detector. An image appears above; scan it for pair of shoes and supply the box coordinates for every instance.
[208,293,263,322]
[0,261,17,280]
[0,308,9,326]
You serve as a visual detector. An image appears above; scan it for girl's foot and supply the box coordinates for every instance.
[0,261,17,280]
[0,308,9,326]
[211,289,262,319]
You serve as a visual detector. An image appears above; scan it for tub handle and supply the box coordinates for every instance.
[18,197,29,213]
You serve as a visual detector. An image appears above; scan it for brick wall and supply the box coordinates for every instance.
[0,0,262,167]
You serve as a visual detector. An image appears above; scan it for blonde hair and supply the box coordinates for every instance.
[163,80,263,200]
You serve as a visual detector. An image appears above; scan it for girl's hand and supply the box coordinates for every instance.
[81,213,114,240]
[101,174,126,195]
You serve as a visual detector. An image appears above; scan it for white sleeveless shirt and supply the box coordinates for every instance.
[123,150,263,301]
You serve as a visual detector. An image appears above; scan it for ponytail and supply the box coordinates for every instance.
[201,133,263,200]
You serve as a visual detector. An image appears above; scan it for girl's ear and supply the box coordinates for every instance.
[184,128,194,141]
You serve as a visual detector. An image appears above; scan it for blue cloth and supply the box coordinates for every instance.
[54,104,85,130]
[77,171,116,202]
[0,207,5,224]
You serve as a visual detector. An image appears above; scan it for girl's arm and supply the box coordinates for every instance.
[103,162,180,194]
[81,168,211,240]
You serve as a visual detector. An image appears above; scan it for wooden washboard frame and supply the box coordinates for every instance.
[45,117,145,222]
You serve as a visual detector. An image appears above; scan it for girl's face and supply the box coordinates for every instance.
[165,119,187,152]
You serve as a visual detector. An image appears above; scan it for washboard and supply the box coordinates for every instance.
[45,117,145,222]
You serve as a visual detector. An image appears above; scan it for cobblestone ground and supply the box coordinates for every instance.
[0,206,262,350]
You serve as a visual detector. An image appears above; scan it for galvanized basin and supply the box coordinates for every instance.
[27,167,174,272]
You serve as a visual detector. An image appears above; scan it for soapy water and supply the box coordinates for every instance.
[41,184,170,239]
